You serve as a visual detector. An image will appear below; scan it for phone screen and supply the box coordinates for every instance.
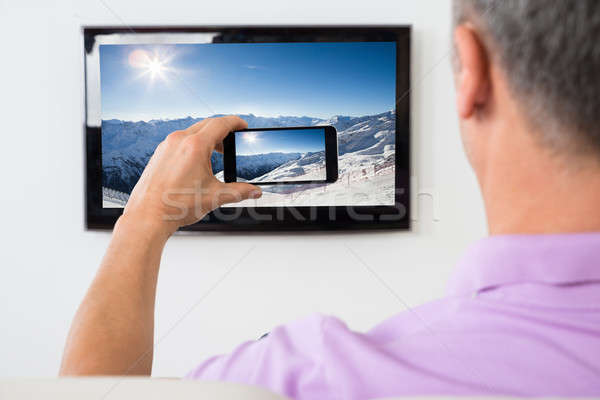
[234,128,327,183]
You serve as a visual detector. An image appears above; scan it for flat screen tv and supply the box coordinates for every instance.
[84,26,411,231]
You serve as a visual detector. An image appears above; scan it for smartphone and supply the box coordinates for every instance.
[223,126,338,185]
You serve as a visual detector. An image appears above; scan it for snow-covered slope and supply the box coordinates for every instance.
[102,111,396,206]
[336,112,395,156]
[235,152,302,181]
[252,151,326,183]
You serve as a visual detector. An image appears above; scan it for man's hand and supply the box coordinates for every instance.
[123,115,262,236]
[60,116,261,376]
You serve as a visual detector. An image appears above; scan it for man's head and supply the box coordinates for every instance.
[451,0,600,234]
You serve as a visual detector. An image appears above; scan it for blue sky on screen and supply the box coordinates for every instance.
[235,129,325,155]
[99,42,396,121]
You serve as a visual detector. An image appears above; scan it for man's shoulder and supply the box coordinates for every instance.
[189,297,600,397]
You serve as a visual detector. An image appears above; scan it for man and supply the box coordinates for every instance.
[60,0,600,398]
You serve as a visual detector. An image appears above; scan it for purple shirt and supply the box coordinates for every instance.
[187,234,600,398]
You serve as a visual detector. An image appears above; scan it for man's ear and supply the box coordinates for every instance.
[454,25,490,119]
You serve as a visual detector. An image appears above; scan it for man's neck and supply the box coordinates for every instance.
[481,126,600,235]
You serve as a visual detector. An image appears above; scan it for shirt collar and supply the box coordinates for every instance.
[447,232,600,296]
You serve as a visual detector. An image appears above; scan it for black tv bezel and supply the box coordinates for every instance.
[223,126,339,185]
[84,26,411,231]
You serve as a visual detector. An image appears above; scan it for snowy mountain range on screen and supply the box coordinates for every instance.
[101,111,395,194]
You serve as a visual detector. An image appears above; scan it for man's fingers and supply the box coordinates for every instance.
[184,116,246,153]
[214,182,262,206]
[183,115,244,137]
[184,118,210,134]
[204,116,248,144]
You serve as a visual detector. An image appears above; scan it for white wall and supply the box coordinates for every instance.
[0,0,487,378]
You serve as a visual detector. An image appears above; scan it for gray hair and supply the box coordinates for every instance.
[453,0,600,155]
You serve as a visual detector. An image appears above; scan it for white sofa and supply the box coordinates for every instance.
[0,378,288,400]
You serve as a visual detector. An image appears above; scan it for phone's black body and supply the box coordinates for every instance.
[223,126,338,186]
[84,26,411,231]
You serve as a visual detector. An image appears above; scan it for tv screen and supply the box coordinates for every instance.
[84,27,410,231]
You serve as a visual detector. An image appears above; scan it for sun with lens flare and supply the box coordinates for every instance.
[147,59,165,79]
[244,133,258,143]
[129,49,172,83]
